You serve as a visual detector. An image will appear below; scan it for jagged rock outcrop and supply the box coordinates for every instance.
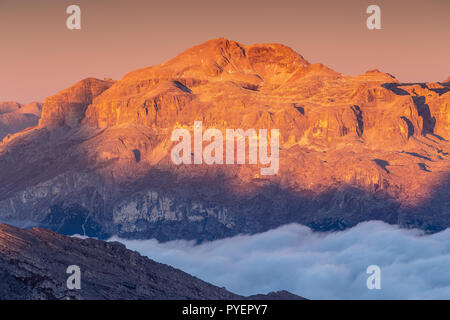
[0,38,449,240]
[0,101,42,140]
[0,223,304,300]
[39,78,114,128]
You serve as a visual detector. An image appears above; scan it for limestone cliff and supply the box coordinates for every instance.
[0,39,449,240]
[39,78,114,128]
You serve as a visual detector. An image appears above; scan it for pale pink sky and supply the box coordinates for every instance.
[0,0,449,103]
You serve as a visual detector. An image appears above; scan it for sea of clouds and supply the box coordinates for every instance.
[110,221,450,299]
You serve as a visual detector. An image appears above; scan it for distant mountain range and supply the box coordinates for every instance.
[0,38,449,241]
[0,101,42,140]
[0,223,304,300]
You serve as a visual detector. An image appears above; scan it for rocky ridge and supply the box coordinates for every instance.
[0,223,304,300]
[0,38,449,240]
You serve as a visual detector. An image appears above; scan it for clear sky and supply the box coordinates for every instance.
[1,0,449,103]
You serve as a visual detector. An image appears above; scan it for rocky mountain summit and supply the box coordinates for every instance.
[0,223,304,300]
[0,38,449,240]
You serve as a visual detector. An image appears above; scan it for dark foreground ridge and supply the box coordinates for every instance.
[0,224,305,300]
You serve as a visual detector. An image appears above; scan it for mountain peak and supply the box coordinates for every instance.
[183,37,310,71]
[196,37,309,65]
[0,39,450,244]
[123,38,310,85]
[355,69,398,83]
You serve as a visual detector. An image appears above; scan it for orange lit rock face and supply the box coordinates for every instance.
[82,39,449,149]
[39,78,114,128]
[0,38,449,240]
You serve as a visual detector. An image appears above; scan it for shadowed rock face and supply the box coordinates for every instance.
[0,38,449,240]
[0,223,305,300]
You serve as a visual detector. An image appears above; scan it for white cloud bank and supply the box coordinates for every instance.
[110,221,450,300]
